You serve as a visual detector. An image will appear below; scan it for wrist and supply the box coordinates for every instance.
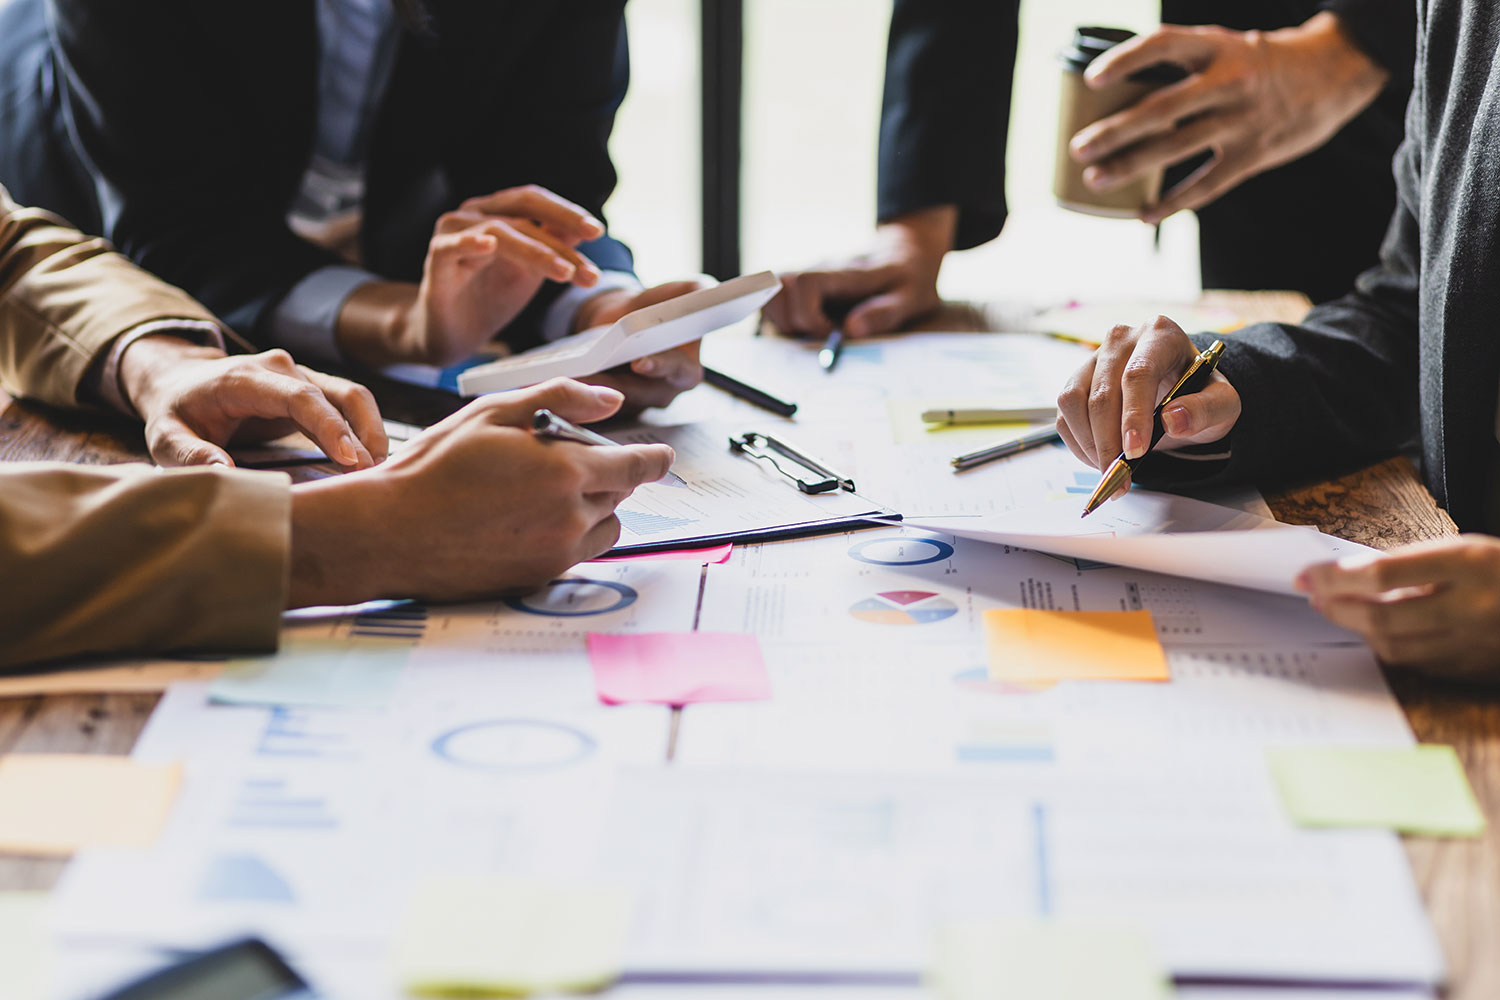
[118,334,225,418]
[335,281,421,367]
[287,472,399,608]
[1278,11,1388,93]
[876,204,957,262]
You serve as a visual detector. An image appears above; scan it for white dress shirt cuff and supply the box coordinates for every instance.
[270,265,381,365]
[540,271,643,343]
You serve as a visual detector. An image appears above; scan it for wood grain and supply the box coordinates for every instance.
[0,292,1494,998]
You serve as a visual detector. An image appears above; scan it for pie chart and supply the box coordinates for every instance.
[849,590,958,625]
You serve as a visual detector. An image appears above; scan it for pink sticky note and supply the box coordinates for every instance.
[587,632,771,705]
[588,544,734,565]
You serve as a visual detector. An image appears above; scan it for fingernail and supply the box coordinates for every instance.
[1123,428,1143,460]
[636,358,656,375]
[1083,167,1111,191]
[1292,572,1310,593]
[584,215,604,234]
[592,384,623,402]
[1164,405,1190,436]
[338,433,358,465]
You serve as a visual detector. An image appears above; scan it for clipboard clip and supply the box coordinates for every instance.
[728,432,856,495]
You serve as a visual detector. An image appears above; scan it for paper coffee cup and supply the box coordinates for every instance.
[1053,27,1185,218]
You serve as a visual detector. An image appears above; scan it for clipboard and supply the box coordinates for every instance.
[601,425,901,555]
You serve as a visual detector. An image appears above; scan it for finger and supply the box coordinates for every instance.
[1117,317,1198,460]
[460,185,605,242]
[1084,26,1218,87]
[624,279,711,311]
[630,347,704,389]
[1295,547,1464,600]
[1055,414,1093,468]
[146,414,236,468]
[577,511,624,562]
[1313,589,1455,642]
[300,368,389,465]
[844,290,917,338]
[1081,114,1226,193]
[1142,154,1254,225]
[580,442,677,492]
[482,378,625,428]
[1086,325,1136,465]
[584,371,684,410]
[1056,354,1101,468]
[469,220,599,286]
[784,272,837,338]
[256,373,369,468]
[1157,375,1241,445]
[1070,76,1225,166]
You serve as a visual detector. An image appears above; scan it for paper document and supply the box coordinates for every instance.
[906,490,1374,595]
[931,920,1171,1000]
[0,755,180,855]
[1268,744,1486,837]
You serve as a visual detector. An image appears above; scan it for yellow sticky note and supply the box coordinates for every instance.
[395,877,632,996]
[984,609,1169,683]
[930,919,1173,1000]
[0,892,53,1000]
[0,754,181,856]
[1268,744,1486,837]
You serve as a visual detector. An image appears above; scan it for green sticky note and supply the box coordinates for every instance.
[395,877,632,996]
[930,920,1173,1000]
[209,638,409,710]
[0,892,53,1000]
[1268,744,1486,837]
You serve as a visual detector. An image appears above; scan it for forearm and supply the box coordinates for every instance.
[286,473,394,609]
[335,280,420,368]
[0,464,289,671]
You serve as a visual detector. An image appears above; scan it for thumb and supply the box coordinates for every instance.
[493,378,624,427]
[843,290,916,338]
[1158,376,1241,445]
[147,415,236,468]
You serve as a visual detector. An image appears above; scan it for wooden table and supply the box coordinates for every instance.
[1,295,1496,998]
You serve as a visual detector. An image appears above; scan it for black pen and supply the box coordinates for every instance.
[1081,339,1226,516]
[818,329,846,372]
[702,366,798,417]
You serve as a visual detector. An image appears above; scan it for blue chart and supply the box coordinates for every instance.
[198,854,296,904]
[504,578,638,617]
[618,508,696,536]
[349,603,427,641]
[431,719,598,774]
[848,536,955,566]
[1065,470,1102,495]
[849,590,958,625]
[227,776,339,831]
[256,708,360,761]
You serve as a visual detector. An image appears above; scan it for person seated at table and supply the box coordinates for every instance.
[1053,0,1500,678]
[764,0,1411,341]
[0,186,673,671]
[0,0,700,410]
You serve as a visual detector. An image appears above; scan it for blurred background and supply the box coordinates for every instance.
[611,0,1202,306]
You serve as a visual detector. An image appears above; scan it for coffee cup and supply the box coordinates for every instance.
[1053,26,1185,218]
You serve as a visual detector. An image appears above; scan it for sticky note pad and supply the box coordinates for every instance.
[0,893,53,1000]
[931,920,1171,1000]
[395,877,631,996]
[983,610,1169,683]
[0,755,181,855]
[209,637,409,709]
[588,632,772,705]
[1268,744,1486,837]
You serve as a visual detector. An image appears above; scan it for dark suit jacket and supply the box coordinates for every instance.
[876,0,1415,304]
[0,0,633,346]
[1138,0,1500,532]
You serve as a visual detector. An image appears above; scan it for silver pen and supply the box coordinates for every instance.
[950,426,1063,472]
[532,409,686,485]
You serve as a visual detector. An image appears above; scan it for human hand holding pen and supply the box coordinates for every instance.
[1056,316,1241,501]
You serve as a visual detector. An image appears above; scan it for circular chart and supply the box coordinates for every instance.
[849,590,958,625]
[848,536,955,566]
[431,719,598,774]
[503,578,637,617]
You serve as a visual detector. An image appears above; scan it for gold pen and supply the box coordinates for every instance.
[1081,339,1226,517]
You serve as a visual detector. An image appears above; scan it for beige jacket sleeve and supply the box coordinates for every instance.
[0,463,290,671]
[0,183,224,408]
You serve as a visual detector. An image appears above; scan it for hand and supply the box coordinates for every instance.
[1056,315,1240,495]
[1296,536,1500,676]
[762,205,955,339]
[572,279,707,411]
[286,378,675,606]
[1069,12,1389,225]
[337,186,606,367]
[120,335,387,470]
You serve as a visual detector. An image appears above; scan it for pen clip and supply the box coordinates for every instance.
[1162,340,1226,404]
[728,432,856,494]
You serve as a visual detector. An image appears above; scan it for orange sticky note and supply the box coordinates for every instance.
[0,754,181,856]
[983,610,1169,683]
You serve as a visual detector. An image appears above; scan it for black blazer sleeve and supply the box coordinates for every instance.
[1135,132,1424,493]
[45,0,339,341]
[877,0,1020,250]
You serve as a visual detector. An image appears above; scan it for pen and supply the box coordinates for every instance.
[703,366,798,417]
[951,426,1063,472]
[532,408,687,485]
[818,329,845,372]
[1080,339,1226,517]
[1046,331,1103,350]
[922,406,1057,425]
